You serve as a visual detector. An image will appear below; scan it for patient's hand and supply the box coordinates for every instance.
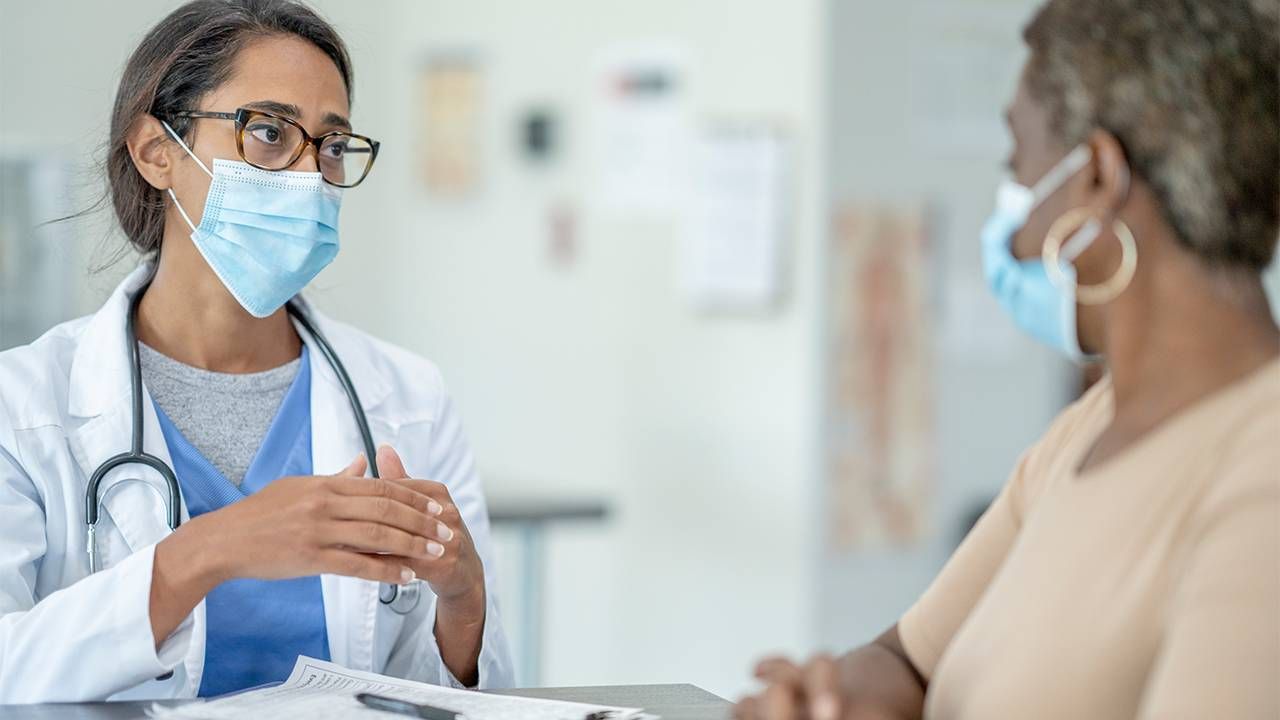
[736,654,861,720]
[734,628,926,720]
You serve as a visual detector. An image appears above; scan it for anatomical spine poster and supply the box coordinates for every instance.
[825,204,936,550]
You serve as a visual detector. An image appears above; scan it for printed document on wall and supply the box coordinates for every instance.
[591,44,691,216]
[682,125,788,311]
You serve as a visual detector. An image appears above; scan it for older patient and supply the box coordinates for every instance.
[737,1,1279,718]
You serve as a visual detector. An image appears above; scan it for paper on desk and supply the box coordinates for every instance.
[148,656,649,720]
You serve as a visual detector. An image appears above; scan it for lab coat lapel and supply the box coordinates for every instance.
[67,400,186,557]
[65,265,207,696]
[66,266,188,558]
[295,302,395,673]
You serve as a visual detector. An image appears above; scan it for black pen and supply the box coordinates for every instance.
[355,691,464,720]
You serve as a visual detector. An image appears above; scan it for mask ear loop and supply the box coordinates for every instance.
[1030,145,1092,205]
[159,120,213,233]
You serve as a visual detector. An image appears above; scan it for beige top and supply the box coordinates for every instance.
[900,359,1280,719]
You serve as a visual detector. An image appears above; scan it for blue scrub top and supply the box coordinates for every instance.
[153,345,331,697]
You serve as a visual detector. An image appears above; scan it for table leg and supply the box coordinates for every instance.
[518,522,546,686]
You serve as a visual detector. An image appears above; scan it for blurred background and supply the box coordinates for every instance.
[2,0,1277,700]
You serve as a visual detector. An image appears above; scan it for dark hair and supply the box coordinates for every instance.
[1023,0,1279,271]
[107,0,352,256]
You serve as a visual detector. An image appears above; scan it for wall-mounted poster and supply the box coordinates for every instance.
[590,43,690,216]
[681,123,789,312]
[826,204,936,550]
[418,53,483,197]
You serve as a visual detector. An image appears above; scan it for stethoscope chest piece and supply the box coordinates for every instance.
[379,579,423,615]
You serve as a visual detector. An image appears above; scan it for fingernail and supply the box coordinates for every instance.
[813,694,839,720]
[400,566,415,584]
[427,500,444,516]
[438,522,454,542]
[427,541,445,557]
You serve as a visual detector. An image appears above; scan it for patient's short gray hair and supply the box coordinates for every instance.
[1024,0,1279,271]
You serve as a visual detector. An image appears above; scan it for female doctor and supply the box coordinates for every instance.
[0,0,512,702]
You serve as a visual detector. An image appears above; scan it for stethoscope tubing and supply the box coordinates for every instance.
[84,282,419,612]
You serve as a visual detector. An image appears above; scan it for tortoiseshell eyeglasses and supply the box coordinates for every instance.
[172,107,380,188]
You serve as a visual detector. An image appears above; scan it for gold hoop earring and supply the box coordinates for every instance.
[1042,207,1137,306]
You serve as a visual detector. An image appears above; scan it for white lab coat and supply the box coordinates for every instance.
[0,266,513,702]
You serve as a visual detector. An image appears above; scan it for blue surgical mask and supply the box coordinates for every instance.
[981,145,1099,362]
[161,121,342,318]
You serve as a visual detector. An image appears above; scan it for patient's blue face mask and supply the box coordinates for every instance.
[981,145,1098,362]
[162,121,341,318]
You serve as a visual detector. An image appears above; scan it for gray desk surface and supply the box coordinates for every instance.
[0,683,730,720]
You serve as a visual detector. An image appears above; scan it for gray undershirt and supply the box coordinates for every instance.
[140,343,302,486]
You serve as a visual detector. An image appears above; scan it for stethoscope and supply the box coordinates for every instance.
[84,282,421,615]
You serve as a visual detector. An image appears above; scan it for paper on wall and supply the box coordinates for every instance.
[419,53,484,197]
[590,44,692,216]
[681,124,788,310]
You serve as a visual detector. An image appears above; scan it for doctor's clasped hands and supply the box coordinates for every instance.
[149,444,486,666]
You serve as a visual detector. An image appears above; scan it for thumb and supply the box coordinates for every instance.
[375,444,410,480]
[332,454,367,477]
[804,655,842,720]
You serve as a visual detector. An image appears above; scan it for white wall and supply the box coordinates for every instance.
[0,0,183,313]
[305,0,828,696]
